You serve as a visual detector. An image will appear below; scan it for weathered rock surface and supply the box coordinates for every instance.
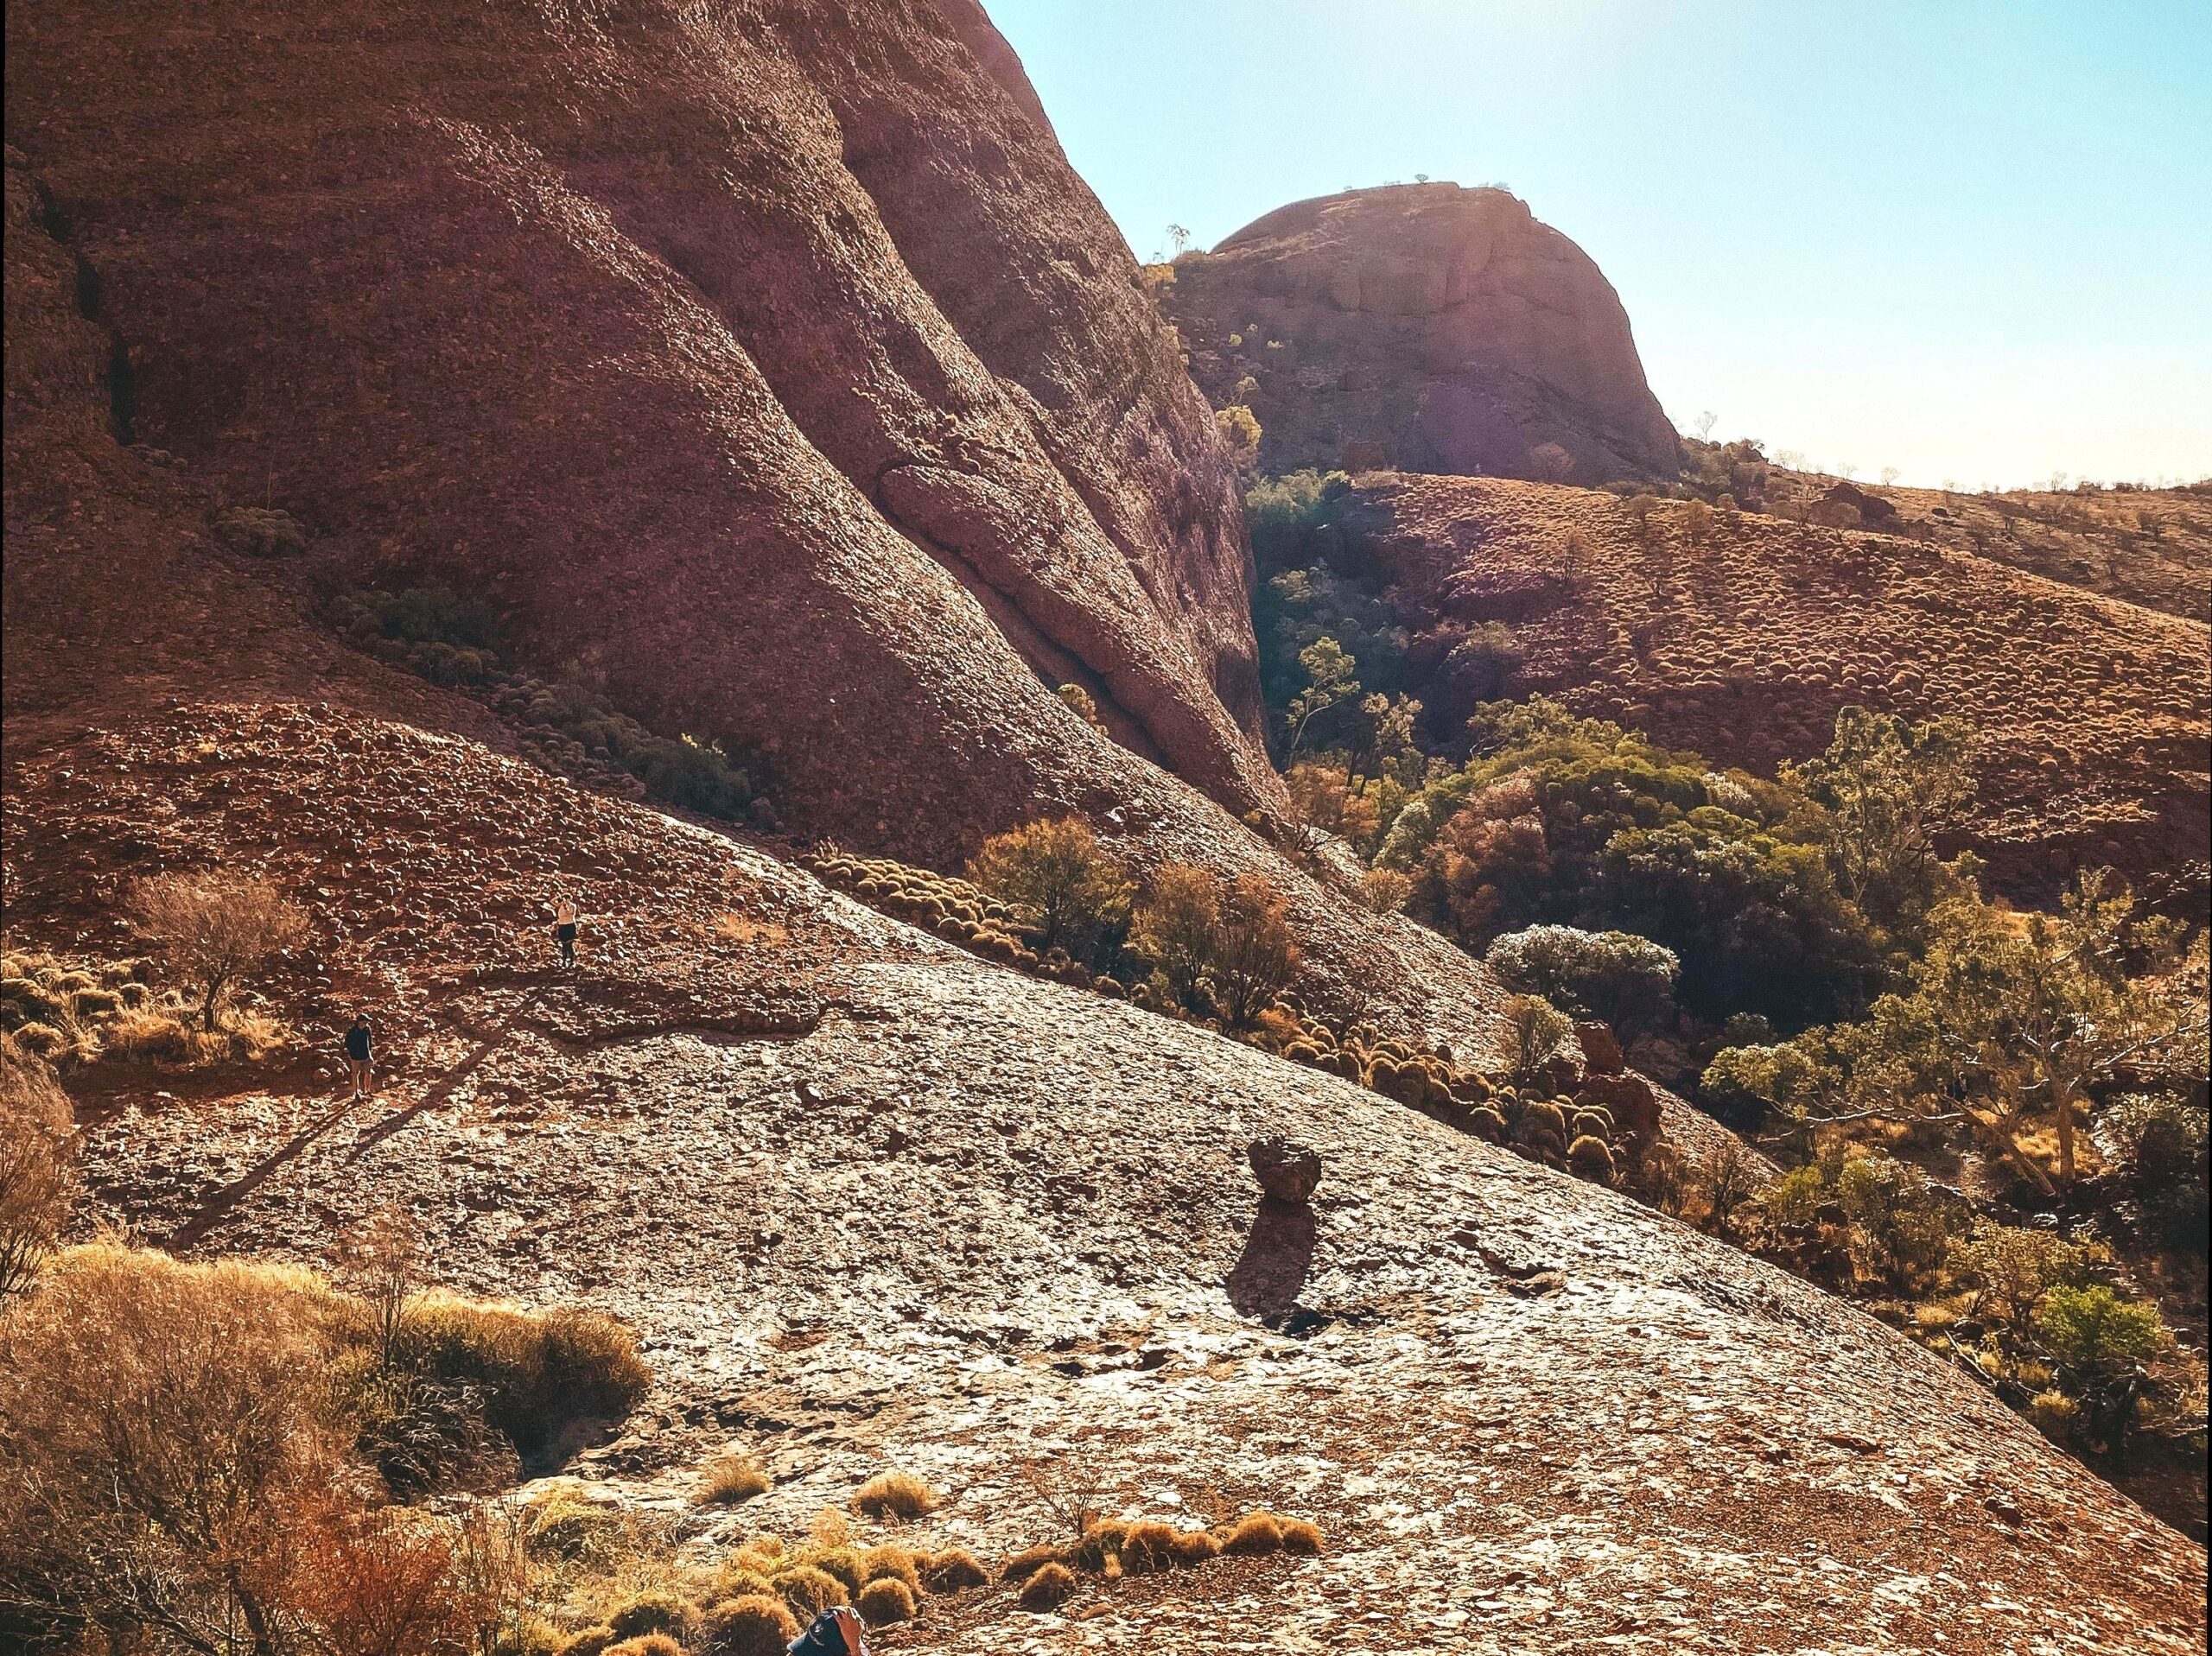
[1165,184,1682,484]
[1248,1136,1324,1204]
[4,0,1280,848]
[8,704,2202,1654]
[1344,473,2211,903]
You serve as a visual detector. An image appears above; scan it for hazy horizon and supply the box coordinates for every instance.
[984,0,2212,492]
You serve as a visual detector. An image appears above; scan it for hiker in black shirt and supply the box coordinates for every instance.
[344,1014,374,1101]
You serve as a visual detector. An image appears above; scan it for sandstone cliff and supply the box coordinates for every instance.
[5,0,1278,848]
[1165,183,1683,484]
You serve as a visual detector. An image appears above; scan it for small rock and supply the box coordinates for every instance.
[1248,1136,1322,1204]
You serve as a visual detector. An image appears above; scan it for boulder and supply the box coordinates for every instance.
[1574,1021,1624,1075]
[1578,1073,1661,1141]
[1248,1137,1323,1205]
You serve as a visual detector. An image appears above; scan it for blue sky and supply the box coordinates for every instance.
[982,1,2212,489]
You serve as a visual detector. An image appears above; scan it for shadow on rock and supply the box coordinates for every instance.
[1227,1196,1318,1322]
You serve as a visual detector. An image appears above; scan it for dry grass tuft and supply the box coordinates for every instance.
[606,1590,697,1642]
[695,1451,771,1506]
[1001,1543,1064,1582]
[1171,1527,1224,1564]
[771,1564,848,1617]
[604,1637,681,1656]
[0,1050,75,1298]
[1117,1519,1182,1574]
[700,1595,798,1656]
[859,1544,922,1593]
[1277,1516,1325,1555]
[921,1547,989,1592]
[797,1544,865,1596]
[857,1577,917,1626]
[1221,1512,1285,1555]
[1017,1560,1077,1612]
[852,1469,940,1520]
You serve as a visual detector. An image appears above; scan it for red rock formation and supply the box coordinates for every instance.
[1344,473,2211,901]
[1165,183,1682,485]
[4,0,1279,850]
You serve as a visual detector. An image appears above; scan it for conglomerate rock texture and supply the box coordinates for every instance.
[1344,474,2211,904]
[1165,184,1683,485]
[4,0,1282,848]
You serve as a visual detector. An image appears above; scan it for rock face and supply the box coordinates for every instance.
[1247,1136,1324,1203]
[1164,184,1682,484]
[4,0,1281,852]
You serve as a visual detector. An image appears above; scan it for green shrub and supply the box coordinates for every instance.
[1952,1223,2102,1330]
[2035,1285,2169,1386]
[1500,994,1573,1079]
[1484,925,1679,1035]
[967,819,1132,967]
[1832,1154,1955,1291]
[2095,1094,2209,1250]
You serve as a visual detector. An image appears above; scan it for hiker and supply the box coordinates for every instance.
[553,895,580,968]
[343,1013,374,1101]
[787,1607,867,1656]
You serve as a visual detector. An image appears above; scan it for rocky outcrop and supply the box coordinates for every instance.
[1164,183,1682,484]
[8,123,2205,1646]
[4,0,1279,849]
[1247,1136,1323,1203]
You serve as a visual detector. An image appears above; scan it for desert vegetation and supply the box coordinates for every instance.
[1,940,293,1075]
[1239,461,2207,1516]
[0,1230,651,1653]
[802,832,1657,1189]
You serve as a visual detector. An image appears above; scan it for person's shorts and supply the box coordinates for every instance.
[556,923,578,944]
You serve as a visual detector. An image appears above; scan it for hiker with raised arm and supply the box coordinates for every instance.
[553,894,581,968]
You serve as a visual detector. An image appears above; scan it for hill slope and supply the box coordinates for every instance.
[9,702,2204,1653]
[1344,474,2211,901]
[1164,184,1682,485]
